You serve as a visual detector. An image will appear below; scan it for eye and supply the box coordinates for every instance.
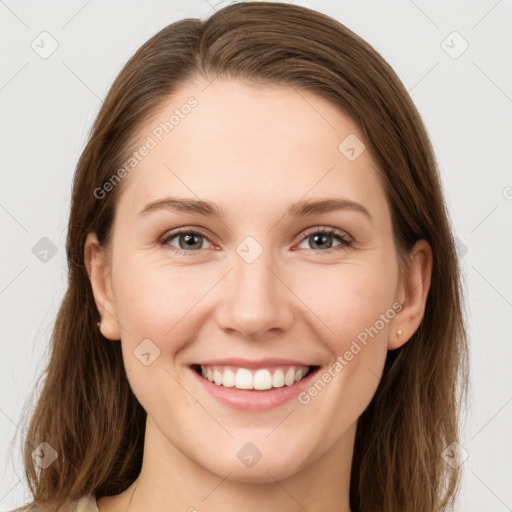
[158,228,214,255]
[159,226,352,256]
[295,227,352,252]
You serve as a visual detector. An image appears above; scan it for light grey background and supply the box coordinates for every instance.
[1,1,511,510]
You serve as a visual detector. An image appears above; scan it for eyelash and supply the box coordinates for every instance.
[158,226,353,256]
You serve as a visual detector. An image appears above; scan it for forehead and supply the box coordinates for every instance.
[115,78,389,227]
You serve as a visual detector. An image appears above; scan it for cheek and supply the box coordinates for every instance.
[112,253,210,339]
[112,260,203,407]
[112,236,398,349]
[294,265,395,431]
[295,259,397,350]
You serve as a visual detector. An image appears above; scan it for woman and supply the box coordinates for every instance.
[12,2,469,511]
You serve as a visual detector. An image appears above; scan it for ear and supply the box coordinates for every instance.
[84,232,121,341]
[388,239,433,350]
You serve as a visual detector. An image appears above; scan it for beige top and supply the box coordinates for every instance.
[8,495,99,512]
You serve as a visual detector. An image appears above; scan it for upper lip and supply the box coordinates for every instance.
[192,358,317,368]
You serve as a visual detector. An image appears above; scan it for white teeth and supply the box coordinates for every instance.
[284,368,295,386]
[272,369,285,388]
[253,369,272,390]
[198,365,311,390]
[222,369,235,387]
[235,368,253,389]
[213,369,223,385]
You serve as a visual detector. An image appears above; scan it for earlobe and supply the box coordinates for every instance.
[84,232,121,340]
[388,239,433,350]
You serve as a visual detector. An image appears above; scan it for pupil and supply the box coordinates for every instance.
[181,234,201,250]
[312,233,332,250]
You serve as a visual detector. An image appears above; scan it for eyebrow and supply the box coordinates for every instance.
[138,196,372,222]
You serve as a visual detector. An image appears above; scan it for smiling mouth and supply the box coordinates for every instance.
[190,364,320,391]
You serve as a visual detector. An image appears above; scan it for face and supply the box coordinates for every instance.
[87,77,418,484]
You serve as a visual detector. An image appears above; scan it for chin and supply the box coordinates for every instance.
[208,459,302,484]
[195,443,308,484]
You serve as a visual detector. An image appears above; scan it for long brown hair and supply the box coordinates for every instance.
[13,2,469,511]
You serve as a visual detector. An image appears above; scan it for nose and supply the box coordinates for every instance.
[215,247,295,339]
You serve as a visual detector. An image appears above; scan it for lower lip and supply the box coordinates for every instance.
[190,366,320,411]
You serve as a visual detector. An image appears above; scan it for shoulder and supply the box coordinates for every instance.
[5,494,99,512]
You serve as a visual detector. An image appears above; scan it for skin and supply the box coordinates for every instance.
[85,78,432,512]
